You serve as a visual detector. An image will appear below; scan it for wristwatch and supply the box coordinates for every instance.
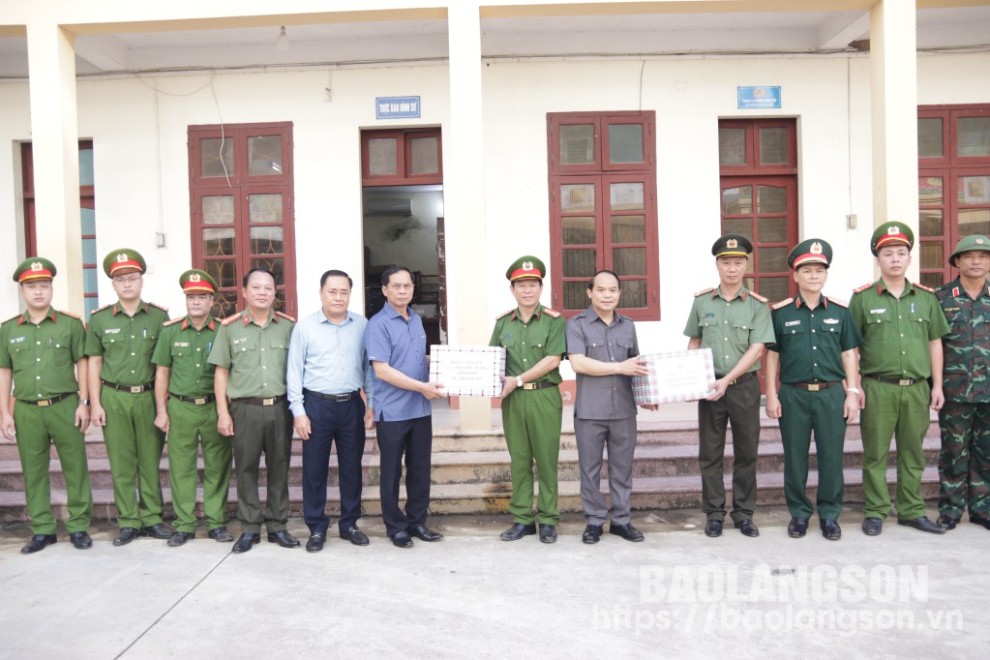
[79,398,90,406]
[516,377,524,388]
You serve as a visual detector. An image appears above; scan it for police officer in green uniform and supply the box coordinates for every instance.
[0,258,94,553]
[850,221,950,536]
[765,239,862,541]
[209,267,297,554]
[87,249,173,546]
[684,234,774,538]
[934,234,990,531]
[153,269,232,546]
[490,256,566,543]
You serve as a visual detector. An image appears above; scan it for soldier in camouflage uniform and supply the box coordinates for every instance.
[935,234,990,531]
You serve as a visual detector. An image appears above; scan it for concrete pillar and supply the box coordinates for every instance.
[25,21,83,314]
[446,2,491,431]
[870,0,919,277]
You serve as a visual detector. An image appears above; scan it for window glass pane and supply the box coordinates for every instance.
[562,217,596,245]
[202,196,235,225]
[759,127,788,164]
[757,247,788,273]
[958,117,990,157]
[919,177,943,205]
[721,218,753,240]
[249,193,283,224]
[757,277,789,302]
[920,241,943,271]
[563,249,596,277]
[757,186,786,213]
[620,279,647,308]
[248,135,283,176]
[610,182,644,211]
[722,186,752,214]
[918,118,943,158]
[80,207,96,236]
[612,215,645,243]
[608,124,643,164]
[201,138,234,178]
[757,217,787,243]
[214,290,238,319]
[409,136,439,175]
[612,248,646,276]
[78,148,94,187]
[560,124,595,164]
[919,210,943,237]
[959,176,990,205]
[719,128,746,165]
[203,228,235,256]
[250,226,285,255]
[563,281,587,310]
[921,272,943,289]
[959,209,990,236]
[205,259,238,289]
[561,184,595,213]
[369,138,398,176]
[251,258,285,285]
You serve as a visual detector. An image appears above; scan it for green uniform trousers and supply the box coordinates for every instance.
[937,400,990,521]
[779,384,846,520]
[229,400,291,534]
[501,387,563,525]
[14,395,92,534]
[101,387,165,528]
[166,398,231,532]
[861,378,930,520]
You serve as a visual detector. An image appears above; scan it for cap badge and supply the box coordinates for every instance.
[978,239,986,245]
[726,239,738,249]
[30,261,42,272]
[189,273,201,283]
[887,226,900,236]
[522,261,533,271]
[810,242,822,255]
[116,253,128,263]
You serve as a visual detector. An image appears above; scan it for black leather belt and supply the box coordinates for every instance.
[866,375,925,386]
[233,395,287,406]
[304,389,360,403]
[789,380,840,392]
[102,379,154,394]
[521,381,557,391]
[715,372,757,386]
[19,392,74,407]
[171,393,216,406]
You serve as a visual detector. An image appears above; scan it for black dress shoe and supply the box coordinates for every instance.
[897,517,946,534]
[408,524,443,542]
[113,527,141,546]
[734,519,760,537]
[267,530,301,548]
[306,533,325,553]
[970,517,990,530]
[21,534,56,554]
[609,522,645,542]
[232,533,260,554]
[208,527,234,542]
[582,524,603,544]
[704,519,723,538]
[500,522,536,541]
[69,531,92,550]
[820,519,842,541]
[936,515,959,531]
[390,531,414,548]
[168,531,192,547]
[787,517,809,538]
[339,526,370,546]
[539,524,557,544]
[142,523,174,540]
[862,517,883,536]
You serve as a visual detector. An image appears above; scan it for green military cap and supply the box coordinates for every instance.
[949,234,990,267]
[506,255,546,281]
[788,238,833,269]
[870,221,914,255]
[179,268,218,294]
[711,233,753,258]
[103,248,147,277]
[12,257,57,283]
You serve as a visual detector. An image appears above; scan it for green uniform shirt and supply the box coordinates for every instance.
[683,286,774,376]
[0,309,85,400]
[767,295,861,383]
[207,309,293,398]
[152,316,219,398]
[489,304,566,384]
[936,278,990,402]
[850,279,950,379]
[85,301,167,385]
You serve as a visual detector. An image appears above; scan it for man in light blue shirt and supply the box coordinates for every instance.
[288,270,374,552]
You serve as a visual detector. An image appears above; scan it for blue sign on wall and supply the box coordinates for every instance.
[376,96,421,119]
[737,86,781,110]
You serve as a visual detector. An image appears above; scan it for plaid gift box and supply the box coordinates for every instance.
[429,345,506,398]
[632,348,715,405]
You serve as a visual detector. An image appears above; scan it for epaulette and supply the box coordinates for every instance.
[275,311,295,323]
[694,287,715,297]
[496,308,514,320]
[749,291,769,304]
[3,314,20,325]
[221,313,243,326]
[148,302,169,313]
[828,297,849,308]
[852,282,873,294]
[914,282,936,294]
[90,303,113,315]
[772,298,793,310]
[163,317,185,327]
[542,308,561,318]
[59,310,81,319]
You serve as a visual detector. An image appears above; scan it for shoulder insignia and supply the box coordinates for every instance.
[275,311,295,323]
[542,308,561,318]
[914,282,936,294]
[221,313,243,326]
[749,291,769,304]
[3,314,20,325]
[828,297,849,308]
[496,308,515,320]
[852,282,873,294]
[693,287,715,297]
[148,302,169,313]
[59,310,81,319]
[163,317,184,327]
[91,303,113,315]
[935,282,953,292]
[772,298,793,310]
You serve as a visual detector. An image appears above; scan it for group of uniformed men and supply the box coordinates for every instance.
[2,223,988,555]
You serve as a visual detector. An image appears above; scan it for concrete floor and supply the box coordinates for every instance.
[0,505,984,659]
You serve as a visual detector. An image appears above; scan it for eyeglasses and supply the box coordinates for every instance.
[112,275,142,284]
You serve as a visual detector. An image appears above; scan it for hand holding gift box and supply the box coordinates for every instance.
[429,345,506,398]
[632,348,717,405]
